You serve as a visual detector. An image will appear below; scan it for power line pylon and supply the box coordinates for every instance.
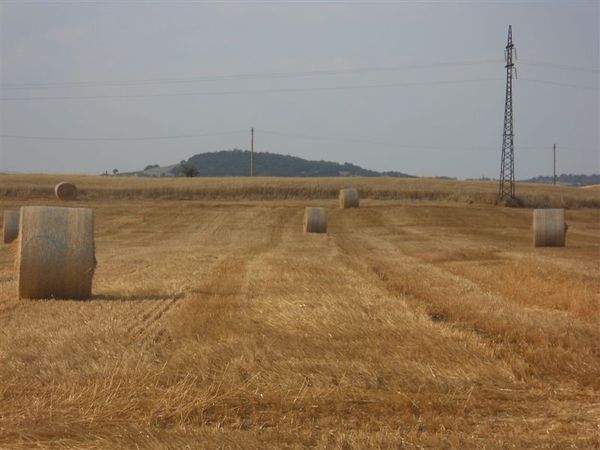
[499,25,517,201]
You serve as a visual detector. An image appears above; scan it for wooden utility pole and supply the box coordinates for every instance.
[553,144,557,185]
[250,128,254,177]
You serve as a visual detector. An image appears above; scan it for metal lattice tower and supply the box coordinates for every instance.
[499,25,517,200]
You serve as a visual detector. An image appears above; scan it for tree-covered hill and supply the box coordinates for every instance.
[128,149,414,178]
[524,173,600,186]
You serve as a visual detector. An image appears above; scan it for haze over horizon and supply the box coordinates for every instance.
[1,1,598,178]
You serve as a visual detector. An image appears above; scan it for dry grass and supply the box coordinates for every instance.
[0,176,599,449]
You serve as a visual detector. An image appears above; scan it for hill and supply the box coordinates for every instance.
[124,149,414,178]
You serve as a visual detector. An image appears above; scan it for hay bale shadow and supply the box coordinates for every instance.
[90,292,185,302]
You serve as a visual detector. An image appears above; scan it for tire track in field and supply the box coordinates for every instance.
[330,207,600,388]
[363,206,599,306]
[0,280,19,318]
[128,206,291,346]
[156,205,293,347]
[0,278,29,321]
[0,250,20,321]
[126,297,182,341]
[186,205,291,303]
[330,207,565,324]
[329,207,507,347]
[371,205,599,278]
[0,301,23,319]
[121,208,252,344]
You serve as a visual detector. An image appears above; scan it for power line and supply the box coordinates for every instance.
[0,130,246,141]
[2,59,593,91]
[2,75,595,102]
[519,77,598,90]
[260,129,469,150]
[519,60,599,73]
[0,59,504,90]
[0,77,503,101]
[1,128,588,153]
[258,129,553,152]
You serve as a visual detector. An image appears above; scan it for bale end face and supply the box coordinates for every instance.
[533,209,567,247]
[303,207,328,233]
[339,188,359,209]
[3,209,19,244]
[54,182,78,201]
[17,206,95,299]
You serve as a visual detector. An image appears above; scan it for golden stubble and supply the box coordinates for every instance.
[0,178,598,449]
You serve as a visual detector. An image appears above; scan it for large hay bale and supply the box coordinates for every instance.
[339,188,359,209]
[3,209,19,244]
[533,209,567,247]
[303,207,328,233]
[54,182,78,201]
[18,206,95,299]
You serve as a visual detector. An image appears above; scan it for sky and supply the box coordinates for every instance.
[0,0,598,178]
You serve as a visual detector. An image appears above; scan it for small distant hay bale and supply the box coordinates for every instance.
[17,206,95,299]
[3,209,19,244]
[54,182,78,200]
[339,188,359,209]
[533,209,567,247]
[303,207,328,233]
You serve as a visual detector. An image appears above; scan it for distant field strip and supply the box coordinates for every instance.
[1,174,599,208]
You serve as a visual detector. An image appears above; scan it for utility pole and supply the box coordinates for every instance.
[250,127,254,177]
[553,144,557,185]
[498,25,517,201]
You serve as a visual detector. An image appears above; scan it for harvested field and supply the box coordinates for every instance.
[0,176,599,448]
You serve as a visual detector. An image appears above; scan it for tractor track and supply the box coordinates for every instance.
[124,206,291,347]
[0,300,22,320]
[126,297,181,341]
[329,206,600,387]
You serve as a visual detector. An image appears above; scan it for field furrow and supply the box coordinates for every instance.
[330,205,600,389]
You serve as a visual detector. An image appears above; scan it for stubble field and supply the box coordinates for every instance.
[0,175,599,449]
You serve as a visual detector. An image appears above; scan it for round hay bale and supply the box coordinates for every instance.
[303,207,328,233]
[339,188,359,209]
[17,206,95,299]
[533,208,567,247]
[3,209,19,244]
[54,182,78,201]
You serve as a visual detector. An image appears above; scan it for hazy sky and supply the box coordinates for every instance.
[1,0,598,178]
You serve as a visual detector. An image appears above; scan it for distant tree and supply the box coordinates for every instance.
[180,164,198,178]
[112,169,119,176]
[144,164,159,171]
